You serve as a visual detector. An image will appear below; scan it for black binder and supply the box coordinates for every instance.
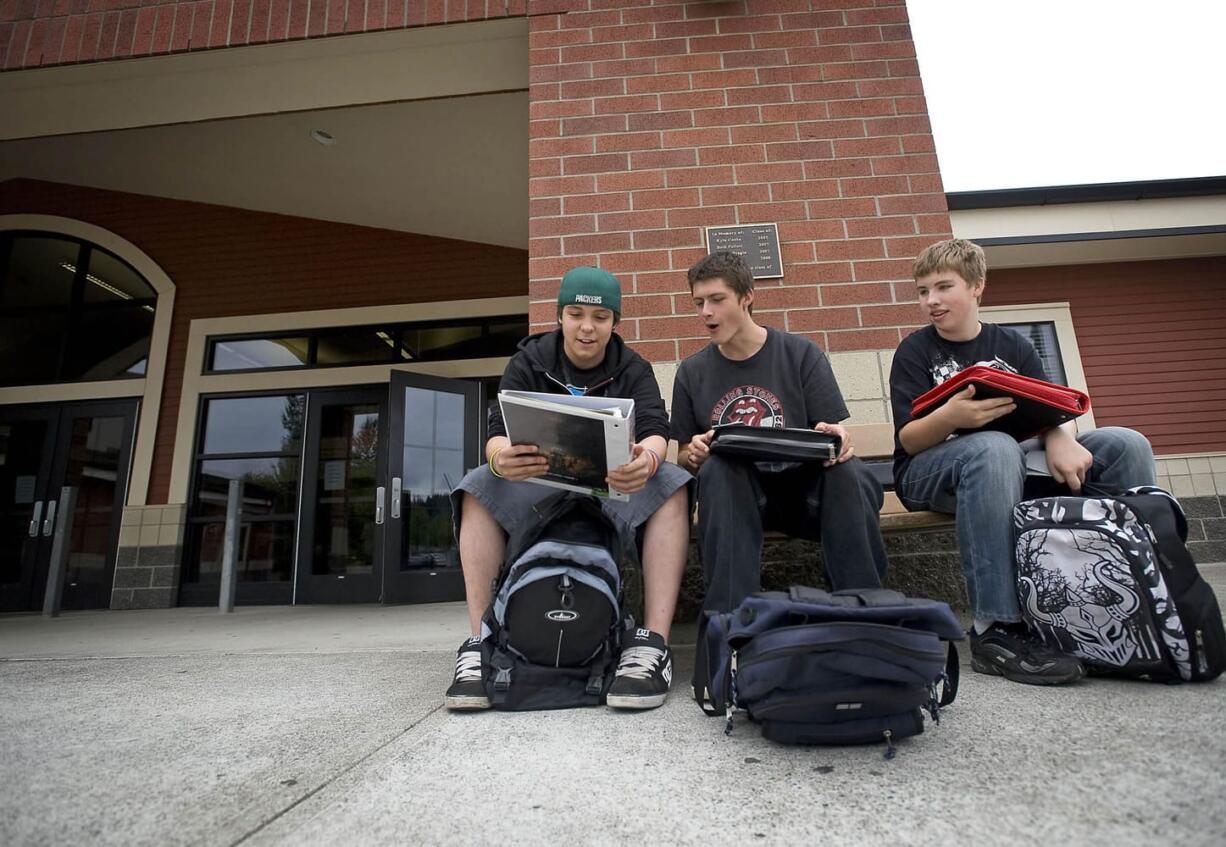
[709,424,841,463]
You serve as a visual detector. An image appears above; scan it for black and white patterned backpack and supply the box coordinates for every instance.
[1013,485,1225,682]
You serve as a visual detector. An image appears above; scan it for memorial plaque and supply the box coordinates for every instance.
[704,223,783,279]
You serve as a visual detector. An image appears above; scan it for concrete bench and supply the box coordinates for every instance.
[845,423,954,532]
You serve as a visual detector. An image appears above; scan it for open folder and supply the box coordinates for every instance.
[910,365,1091,441]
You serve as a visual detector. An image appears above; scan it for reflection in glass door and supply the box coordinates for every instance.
[0,400,137,612]
[384,372,479,604]
[296,388,387,603]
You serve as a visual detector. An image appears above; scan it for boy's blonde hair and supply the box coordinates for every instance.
[913,238,986,283]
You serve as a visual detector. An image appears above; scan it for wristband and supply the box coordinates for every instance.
[488,446,506,479]
[644,447,662,478]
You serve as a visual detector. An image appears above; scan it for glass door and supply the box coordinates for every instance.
[383,372,480,604]
[0,406,57,612]
[295,387,388,603]
[0,400,137,612]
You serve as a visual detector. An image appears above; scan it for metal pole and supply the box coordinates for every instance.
[219,479,241,613]
[42,485,77,618]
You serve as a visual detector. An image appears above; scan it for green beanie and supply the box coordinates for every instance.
[558,266,621,318]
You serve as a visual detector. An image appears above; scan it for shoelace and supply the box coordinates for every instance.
[453,651,482,683]
[615,645,665,679]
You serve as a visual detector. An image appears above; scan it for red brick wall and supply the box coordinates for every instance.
[985,256,1226,456]
[0,178,527,502]
[527,0,950,361]
[0,0,524,70]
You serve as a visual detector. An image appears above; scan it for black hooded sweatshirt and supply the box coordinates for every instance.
[486,329,670,446]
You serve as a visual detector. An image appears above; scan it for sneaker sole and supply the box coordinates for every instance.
[606,692,668,710]
[444,694,490,710]
[971,656,1085,686]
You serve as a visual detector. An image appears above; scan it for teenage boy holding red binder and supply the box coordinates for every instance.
[889,239,1156,686]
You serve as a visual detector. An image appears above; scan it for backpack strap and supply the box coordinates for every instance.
[940,642,960,707]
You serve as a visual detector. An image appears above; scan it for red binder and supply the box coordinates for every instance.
[910,365,1091,441]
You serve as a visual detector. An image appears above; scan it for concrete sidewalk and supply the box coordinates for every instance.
[3,574,1226,847]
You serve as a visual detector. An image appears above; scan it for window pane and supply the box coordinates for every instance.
[81,249,157,303]
[62,415,126,593]
[193,457,300,518]
[210,337,310,371]
[185,520,295,584]
[403,325,483,360]
[0,236,80,310]
[200,395,304,455]
[62,303,154,381]
[314,327,397,366]
[0,312,66,385]
[1002,321,1067,385]
[310,404,380,577]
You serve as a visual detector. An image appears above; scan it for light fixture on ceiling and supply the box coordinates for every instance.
[310,128,337,146]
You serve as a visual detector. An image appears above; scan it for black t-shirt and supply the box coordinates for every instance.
[559,354,615,397]
[671,327,848,449]
[888,322,1046,480]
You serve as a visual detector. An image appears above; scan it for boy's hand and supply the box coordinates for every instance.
[493,443,549,481]
[684,430,715,471]
[1045,429,1093,493]
[940,384,1016,430]
[814,422,854,466]
[607,443,653,495]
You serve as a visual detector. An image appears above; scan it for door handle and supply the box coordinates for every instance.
[42,500,57,537]
[28,501,43,538]
[391,477,402,519]
[375,486,385,525]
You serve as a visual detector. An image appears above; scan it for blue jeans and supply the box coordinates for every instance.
[896,427,1155,622]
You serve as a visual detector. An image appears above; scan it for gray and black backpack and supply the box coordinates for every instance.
[480,490,634,710]
[1014,485,1226,682]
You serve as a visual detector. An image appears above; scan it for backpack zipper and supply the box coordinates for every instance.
[737,637,942,670]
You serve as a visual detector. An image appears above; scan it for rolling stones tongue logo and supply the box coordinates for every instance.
[711,386,785,428]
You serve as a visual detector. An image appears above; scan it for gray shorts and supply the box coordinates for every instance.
[450,461,693,542]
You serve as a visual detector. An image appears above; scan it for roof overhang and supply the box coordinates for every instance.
[0,19,529,248]
[950,190,1226,269]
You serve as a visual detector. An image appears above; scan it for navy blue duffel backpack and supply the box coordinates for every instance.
[698,586,965,755]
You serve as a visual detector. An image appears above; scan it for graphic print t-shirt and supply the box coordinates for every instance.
[670,328,848,465]
[888,322,1046,480]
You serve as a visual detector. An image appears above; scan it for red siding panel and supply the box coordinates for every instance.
[985,257,1226,455]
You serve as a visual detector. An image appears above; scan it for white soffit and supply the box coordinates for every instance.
[951,196,1226,268]
[0,94,529,248]
[0,17,528,140]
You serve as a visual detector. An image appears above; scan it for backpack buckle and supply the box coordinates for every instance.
[492,666,512,692]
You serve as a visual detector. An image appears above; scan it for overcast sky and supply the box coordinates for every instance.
[906,0,1226,191]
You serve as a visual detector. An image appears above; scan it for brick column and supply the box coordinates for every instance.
[528,0,953,374]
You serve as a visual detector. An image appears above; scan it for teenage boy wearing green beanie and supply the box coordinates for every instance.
[446,266,692,711]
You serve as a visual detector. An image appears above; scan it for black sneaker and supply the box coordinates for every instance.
[444,636,489,710]
[970,623,1085,685]
[607,628,672,710]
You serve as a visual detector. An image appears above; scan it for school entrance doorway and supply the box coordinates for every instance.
[180,374,482,606]
[0,399,138,612]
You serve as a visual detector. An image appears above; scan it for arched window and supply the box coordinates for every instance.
[0,231,157,387]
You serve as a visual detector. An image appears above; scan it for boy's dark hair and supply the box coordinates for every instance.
[687,251,754,300]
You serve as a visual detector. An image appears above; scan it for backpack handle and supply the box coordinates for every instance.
[831,587,908,607]
[787,586,907,608]
[787,585,834,605]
